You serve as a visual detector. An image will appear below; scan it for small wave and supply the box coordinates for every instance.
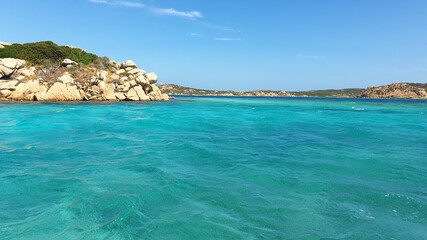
[351,106,365,111]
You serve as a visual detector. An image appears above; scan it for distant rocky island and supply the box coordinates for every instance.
[0,41,169,101]
[159,83,427,99]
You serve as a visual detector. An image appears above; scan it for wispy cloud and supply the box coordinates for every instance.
[115,1,145,8]
[88,0,235,33]
[214,38,243,41]
[197,22,233,31]
[297,54,326,59]
[152,8,203,18]
[89,0,108,4]
[89,0,144,8]
[88,0,203,19]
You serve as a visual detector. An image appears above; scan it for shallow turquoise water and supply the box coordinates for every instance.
[0,97,426,239]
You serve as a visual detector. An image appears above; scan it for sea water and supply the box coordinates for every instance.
[0,97,426,239]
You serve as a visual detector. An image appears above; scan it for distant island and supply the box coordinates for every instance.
[0,41,169,101]
[159,83,427,99]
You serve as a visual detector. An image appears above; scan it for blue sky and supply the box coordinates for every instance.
[1,0,426,91]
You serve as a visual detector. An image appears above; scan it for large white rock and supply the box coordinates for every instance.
[122,81,130,92]
[27,79,40,93]
[0,58,26,69]
[126,88,139,101]
[148,93,169,101]
[128,68,145,75]
[0,89,12,97]
[97,70,108,81]
[41,82,82,101]
[0,80,19,90]
[98,81,116,101]
[145,73,158,84]
[58,72,74,84]
[126,86,149,101]
[109,60,120,70]
[116,69,125,75]
[0,42,12,49]
[149,84,161,94]
[62,59,77,67]
[0,65,13,78]
[121,60,137,69]
[98,81,107,90]
[34,85,48,101]
[134,85,150,101]
[0,58,26,78]
[110,74,120,80]
[17,67,36,77]
[135,75,149,85]
[8,82,37,101]
[147,84,169,101]
[115,92,126,100]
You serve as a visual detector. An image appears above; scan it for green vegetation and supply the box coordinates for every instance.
[408,83,427,91]
[159,84,364,97]
[0,41,98,65]
[119,71,131,77]
[289,88,363,97]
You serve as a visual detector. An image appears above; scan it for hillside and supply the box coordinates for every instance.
[358,83,427,99]
[158,83,427,99]
[158,84,363,98]
[158,84,290,97]
[0,41,98,65]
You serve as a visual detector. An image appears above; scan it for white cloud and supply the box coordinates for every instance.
[297,54,326,59]
[89,0,108,4]
[88,0,144,8]
[153,8,203,18]
[88,1,202,19]
[115,1,145,8]
[198,22,233,31]
[214,38,243,41]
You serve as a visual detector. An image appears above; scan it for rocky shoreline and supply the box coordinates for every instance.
[158,83,427,99]
[0,58,169,102]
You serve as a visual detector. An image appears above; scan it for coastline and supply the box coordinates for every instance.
[170,95,427,102]
[159,83,427,99]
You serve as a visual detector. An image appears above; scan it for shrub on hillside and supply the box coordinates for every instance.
[37,60,65,83]
[0,41,98,66]
[93,56,112,70]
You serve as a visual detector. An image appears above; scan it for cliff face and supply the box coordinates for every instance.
[0,58,169,102]
[357,83,427,99]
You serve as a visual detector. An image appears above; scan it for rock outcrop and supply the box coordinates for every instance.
[0,42,12,49]
[357,83,427,99]
[62,59,78,68]
[0,58,169,102]
[0,58,26,79]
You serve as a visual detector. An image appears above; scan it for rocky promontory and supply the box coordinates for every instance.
[0,41,168,102]
[357,83,427,99]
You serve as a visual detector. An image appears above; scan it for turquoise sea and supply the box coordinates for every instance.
[0,96,426,239]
